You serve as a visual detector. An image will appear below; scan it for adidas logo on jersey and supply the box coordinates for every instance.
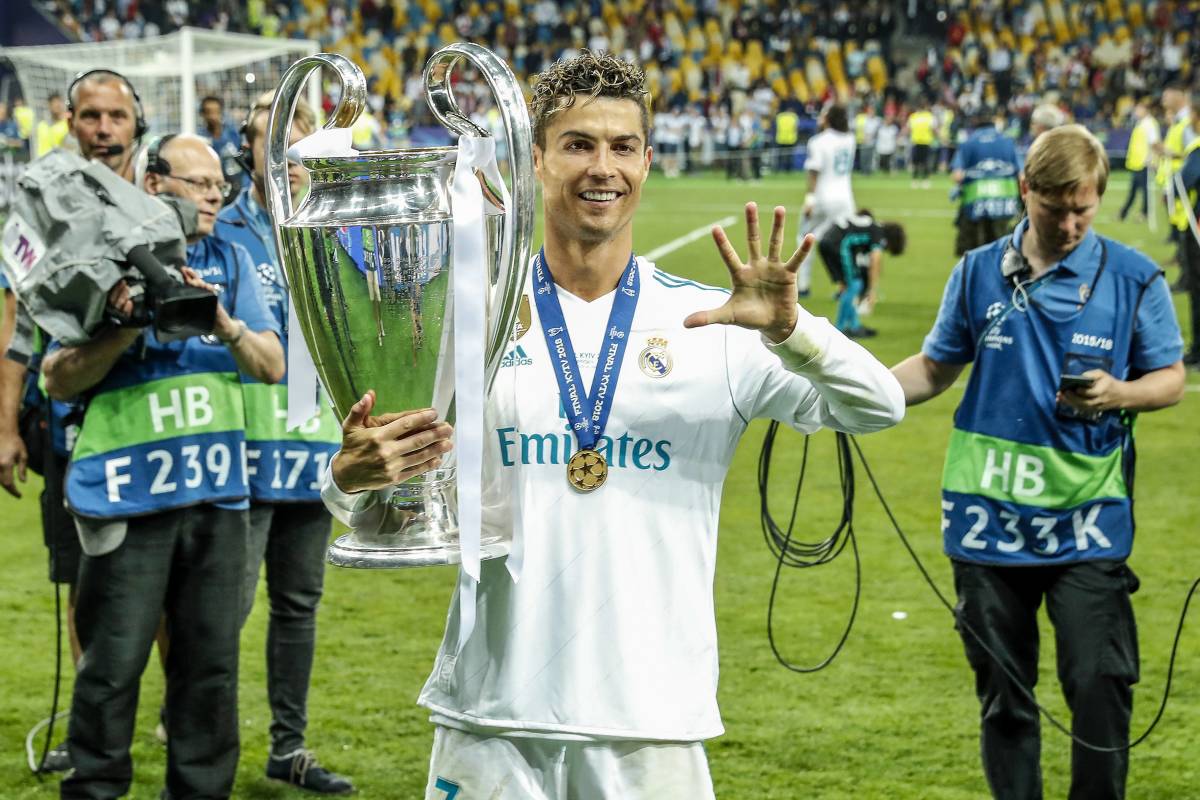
[501,345,534,368]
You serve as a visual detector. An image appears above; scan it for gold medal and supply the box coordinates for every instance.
[567,448,608,493]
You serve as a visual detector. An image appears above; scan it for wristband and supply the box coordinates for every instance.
[220,320,247,347]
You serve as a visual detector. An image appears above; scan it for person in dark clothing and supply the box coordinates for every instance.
[817,211,906,338]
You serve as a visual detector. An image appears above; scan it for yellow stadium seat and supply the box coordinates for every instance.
[866,54,888,93]
[805,56,828,98]
[789,67,810,103]
[1128,2,1143,28]
[1115,95,1134,119]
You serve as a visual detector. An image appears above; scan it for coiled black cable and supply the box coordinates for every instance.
[759,424,1199,751]
[759,422,860,672]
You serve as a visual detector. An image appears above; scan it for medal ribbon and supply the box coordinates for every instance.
[531,247,639,453]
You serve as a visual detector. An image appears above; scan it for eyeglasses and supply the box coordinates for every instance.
[167,173,231,195]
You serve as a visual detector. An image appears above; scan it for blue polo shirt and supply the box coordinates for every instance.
[200,120,248,191]
[924,220,1181,371]
[215,189,287,327]
[1180,145,1200,220]
[950,126,1022,221]
[922,219,1182,565]
[65,235,279,519]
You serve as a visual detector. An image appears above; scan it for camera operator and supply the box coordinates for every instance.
[213,91,353,793]
[0,69,146,773]
[43,133,284,800]
[891,125,1184,800]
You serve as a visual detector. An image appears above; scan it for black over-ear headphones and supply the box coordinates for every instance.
[235,101,269,175]
[67,69,148,140]
[145,133,177,178]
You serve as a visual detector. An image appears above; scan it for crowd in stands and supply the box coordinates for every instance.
[16,1,1199,175]
[910,0,1199,133]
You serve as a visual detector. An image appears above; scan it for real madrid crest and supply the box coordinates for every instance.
[512,294,531,341]
[639,336,673,378]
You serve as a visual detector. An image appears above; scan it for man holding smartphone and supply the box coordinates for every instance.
[891,125,1185,800]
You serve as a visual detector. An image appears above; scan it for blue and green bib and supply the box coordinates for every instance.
[940,233,1162,565]
[958,128,1020,222]
[216,189,341,503]
[66,236,274,519]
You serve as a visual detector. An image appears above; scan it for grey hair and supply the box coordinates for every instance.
[1030,103,1067,131]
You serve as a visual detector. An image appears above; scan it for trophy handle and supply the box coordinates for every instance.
[423,43,535,392]
[264,54,367,233]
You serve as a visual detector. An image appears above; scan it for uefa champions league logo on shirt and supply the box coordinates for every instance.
[256,261,278,285]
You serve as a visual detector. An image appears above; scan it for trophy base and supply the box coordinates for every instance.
[326,468,509,569]
[327,531,510,569]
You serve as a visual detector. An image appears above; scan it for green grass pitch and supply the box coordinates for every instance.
[1,171,1197,798]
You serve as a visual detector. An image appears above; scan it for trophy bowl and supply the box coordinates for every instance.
[265,45,534,567]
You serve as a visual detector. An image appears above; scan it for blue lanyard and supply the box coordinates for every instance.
[532,248,639,451]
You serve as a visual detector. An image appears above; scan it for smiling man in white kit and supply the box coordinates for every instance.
[321,51,905,800]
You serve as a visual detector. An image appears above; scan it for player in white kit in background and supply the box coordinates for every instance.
[796,104,857,297]
[320,52,905,800]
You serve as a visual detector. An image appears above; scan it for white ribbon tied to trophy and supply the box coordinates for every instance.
[450,135,510,651]
[282,128,358,431]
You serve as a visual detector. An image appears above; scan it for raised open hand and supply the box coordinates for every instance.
[683,202,814,343]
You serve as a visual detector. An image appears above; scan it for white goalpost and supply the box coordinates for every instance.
[0,28,321,153]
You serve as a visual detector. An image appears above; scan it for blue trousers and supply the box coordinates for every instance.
[835,270,863,332]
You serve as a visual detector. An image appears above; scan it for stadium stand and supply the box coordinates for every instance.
[7,0,1199,169]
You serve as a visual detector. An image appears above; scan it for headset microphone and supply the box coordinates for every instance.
[98,144,125,156]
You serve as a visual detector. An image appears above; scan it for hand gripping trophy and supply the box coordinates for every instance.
[264,45,534,569]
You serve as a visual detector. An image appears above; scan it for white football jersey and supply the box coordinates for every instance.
[323,257,903,742]
[804,129,857,211]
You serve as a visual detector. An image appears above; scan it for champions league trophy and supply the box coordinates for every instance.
[265,45,534,568]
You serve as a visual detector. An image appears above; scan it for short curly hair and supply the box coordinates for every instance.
[529,50,652,148]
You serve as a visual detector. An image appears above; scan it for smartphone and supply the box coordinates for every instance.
[1059,373,1096,391]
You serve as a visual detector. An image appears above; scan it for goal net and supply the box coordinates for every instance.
[1,28,321,152]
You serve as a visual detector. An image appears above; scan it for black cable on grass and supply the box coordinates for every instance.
[759,425,1199,750]
[758,423,860,672]
[848,434,1199,752]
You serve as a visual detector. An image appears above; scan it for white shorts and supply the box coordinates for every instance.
[797,199,855,288]
[424,725,715,800]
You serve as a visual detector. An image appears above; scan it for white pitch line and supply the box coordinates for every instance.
[643,215,738,261]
